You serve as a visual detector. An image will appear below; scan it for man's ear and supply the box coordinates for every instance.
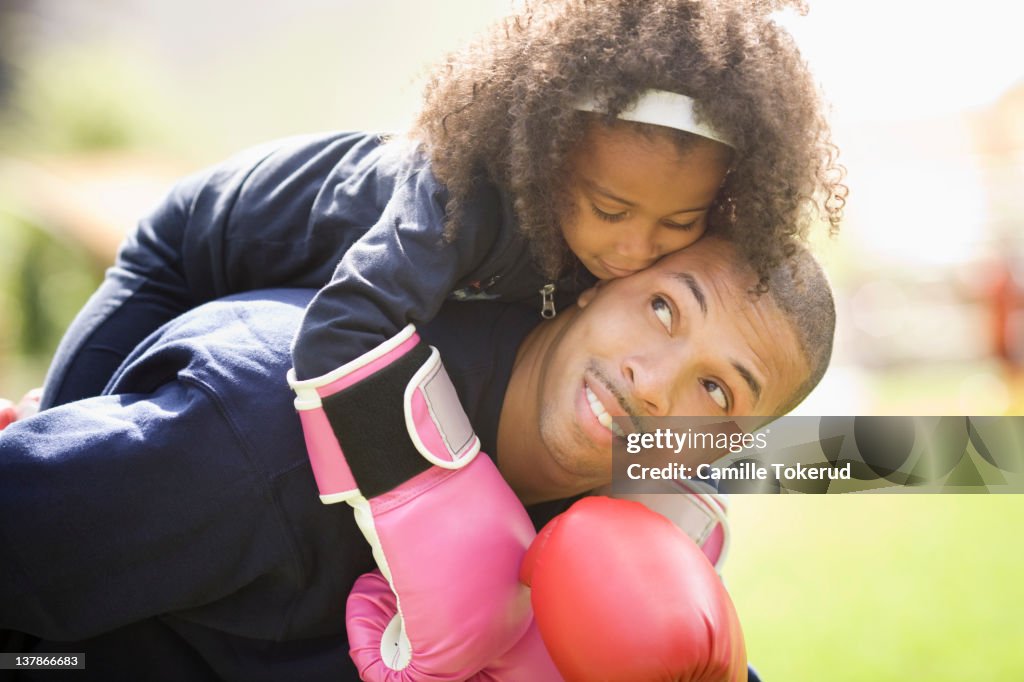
[577,283,603,309]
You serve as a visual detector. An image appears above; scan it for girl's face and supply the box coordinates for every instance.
[562,121,732,280]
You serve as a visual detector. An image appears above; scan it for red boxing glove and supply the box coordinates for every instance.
[521,496,747,682]
[615,482,731,573]
[0,400,16,431]
[0,389,41,431]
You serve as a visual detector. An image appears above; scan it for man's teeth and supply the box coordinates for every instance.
[585,386,625,437]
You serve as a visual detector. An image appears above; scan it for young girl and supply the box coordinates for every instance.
[41,0,844,422]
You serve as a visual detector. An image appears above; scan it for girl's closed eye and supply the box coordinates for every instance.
[701,379,730,411]
[590,203,628,223]
[662,219,697,231]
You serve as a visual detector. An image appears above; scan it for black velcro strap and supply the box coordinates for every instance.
[321,342,433,498]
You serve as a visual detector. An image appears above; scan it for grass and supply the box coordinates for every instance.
[726,495,1024,680]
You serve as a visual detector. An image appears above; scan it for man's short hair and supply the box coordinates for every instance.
[762,245,836,414]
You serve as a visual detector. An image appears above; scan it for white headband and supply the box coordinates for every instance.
[575,89,734,149]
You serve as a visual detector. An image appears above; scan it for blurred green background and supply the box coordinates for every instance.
[1,1,1022,679]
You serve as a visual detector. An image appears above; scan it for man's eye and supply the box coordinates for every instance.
[590,203,627,223]
[701,379,729,411]
[651,296,672,331]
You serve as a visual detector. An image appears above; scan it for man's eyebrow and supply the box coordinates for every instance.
[584,179,710,214]
[672,272,707,316]
[732,361,763,404]
[670,271,763,404]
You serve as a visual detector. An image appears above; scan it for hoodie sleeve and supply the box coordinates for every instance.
[289,154,503,379]
[0,377,293,640]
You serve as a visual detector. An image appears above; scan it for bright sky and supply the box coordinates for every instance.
[776,0,1024,123]
[775,1,1024,268]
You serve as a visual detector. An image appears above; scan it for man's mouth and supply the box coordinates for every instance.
[585,384,626,438]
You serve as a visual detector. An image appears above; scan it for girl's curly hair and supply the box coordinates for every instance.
[412,0,846,285]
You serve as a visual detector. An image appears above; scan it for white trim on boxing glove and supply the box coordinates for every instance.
[351,491,414,672]
[287,325,419,410]
[672,479,731,573]
[403,346,481,469]
[614,481,732,574]
[287,324,481,503]
[380,613,413,670]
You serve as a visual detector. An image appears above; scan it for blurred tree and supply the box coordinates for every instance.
[0,0,32,108]
[0,1,107,396]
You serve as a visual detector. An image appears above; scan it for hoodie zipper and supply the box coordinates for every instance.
[539,283,557,319]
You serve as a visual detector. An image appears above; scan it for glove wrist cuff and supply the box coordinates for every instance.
[287,324,420,408]
[288,324,480,503]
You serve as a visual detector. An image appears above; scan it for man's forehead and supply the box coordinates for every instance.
[664,235,740,265]
[652,238,753,291]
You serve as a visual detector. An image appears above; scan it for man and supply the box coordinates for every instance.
[0,235,833,680]
[498,235,828,505]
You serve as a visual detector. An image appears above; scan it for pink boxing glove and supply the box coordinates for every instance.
[521,496,747,682]
[348,570,561,682]
[288,325,538,680]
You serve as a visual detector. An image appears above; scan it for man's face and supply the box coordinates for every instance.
[532,237,810,493]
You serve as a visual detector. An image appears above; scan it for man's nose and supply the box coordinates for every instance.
[623,356,672,417]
